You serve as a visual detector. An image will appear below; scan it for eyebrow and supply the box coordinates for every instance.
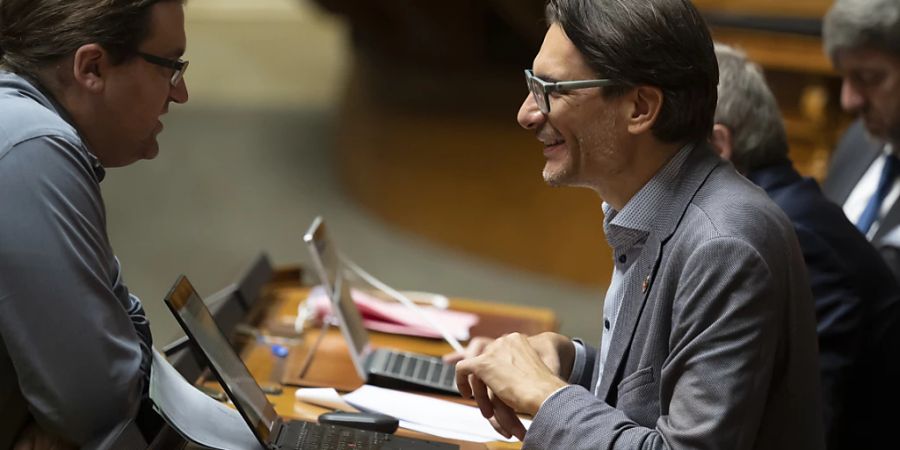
[165,47,186,59]
[534,72,562,83]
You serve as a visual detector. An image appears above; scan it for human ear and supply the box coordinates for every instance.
[710,123,734,162]
[625,86,664,136]
[71,44,106,93]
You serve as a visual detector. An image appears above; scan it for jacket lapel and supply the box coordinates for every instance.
[594,144,722,400]
[825,121,883,204]
[874,201,900,242]
[595,235,663,398]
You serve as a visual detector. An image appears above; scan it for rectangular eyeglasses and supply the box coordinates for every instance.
[138,52,189,87]
[525,69,617,114]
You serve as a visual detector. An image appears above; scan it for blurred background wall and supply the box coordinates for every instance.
[104,0,846,346]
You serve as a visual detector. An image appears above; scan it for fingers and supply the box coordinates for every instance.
[455,360,474,399]
[487,417,508,439]
[467,337,493,356]
[456,359,495,419]
[444,336,493,363]
[491,393,526,441]
[470,374,495,419]
[442,351,465,364]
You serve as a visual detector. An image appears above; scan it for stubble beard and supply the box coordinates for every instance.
[543,161,574,187]
[888,117,900,148]
[864,114,900,149]
[541,111,618,189]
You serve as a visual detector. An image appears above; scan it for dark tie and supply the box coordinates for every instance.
[857,153,900,234]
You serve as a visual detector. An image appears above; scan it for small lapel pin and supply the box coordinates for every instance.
[642,275,651,293]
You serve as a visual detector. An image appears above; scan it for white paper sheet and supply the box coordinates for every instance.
[294,387,358,412]
[296,387,499,442]
[343,385,530,443]
[397,420,502,443]
[149,349,264,450]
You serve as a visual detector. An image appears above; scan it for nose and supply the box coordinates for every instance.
[170,77,189,104]
[840,78,864,114]
[517,93,545,130]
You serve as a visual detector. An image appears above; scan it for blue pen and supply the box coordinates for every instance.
[271,344,289,358]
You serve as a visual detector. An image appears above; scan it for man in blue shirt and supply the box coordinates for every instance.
[0,0,188,447]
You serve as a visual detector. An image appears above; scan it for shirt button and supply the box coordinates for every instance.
[604,319,611,330]
[618,254,626,264]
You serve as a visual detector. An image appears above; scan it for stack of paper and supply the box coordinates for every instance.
[343,385,530,443]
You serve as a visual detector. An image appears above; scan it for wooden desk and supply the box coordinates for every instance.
[210,279,557,449]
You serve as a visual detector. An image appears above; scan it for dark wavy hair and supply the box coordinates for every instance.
[545,0,718,144]
[0,0,180,78]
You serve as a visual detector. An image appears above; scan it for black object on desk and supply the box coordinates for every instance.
[319,412,400,434]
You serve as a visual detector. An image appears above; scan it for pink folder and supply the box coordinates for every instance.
[307,286,478,340]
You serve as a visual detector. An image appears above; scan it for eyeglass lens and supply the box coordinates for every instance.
[525,71,549,114]
[171,61,188,87]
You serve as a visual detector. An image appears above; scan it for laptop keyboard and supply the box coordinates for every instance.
[277,421,388,450]
[382,352,456,389]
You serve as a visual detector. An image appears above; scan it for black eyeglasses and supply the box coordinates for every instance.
[524,69,617,114]
[138,52,189,87]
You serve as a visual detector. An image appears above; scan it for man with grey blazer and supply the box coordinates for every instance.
[453,1,824,448]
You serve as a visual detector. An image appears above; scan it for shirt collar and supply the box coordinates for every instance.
[9,71,106,181]
[602,142,694,249]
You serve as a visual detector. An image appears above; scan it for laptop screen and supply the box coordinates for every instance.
[303,217,370,376]
[164,276,279,446]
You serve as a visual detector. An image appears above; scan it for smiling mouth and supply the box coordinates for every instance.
[543,140,565,149]
[542,140,565,158]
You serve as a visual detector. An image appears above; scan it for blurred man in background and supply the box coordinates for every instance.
[822,0,900,281]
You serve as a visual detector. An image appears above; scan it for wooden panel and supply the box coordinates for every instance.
[693,0,831,18]
[711,27,833,75]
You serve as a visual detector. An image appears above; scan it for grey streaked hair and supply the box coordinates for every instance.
[823,0,900,59]
[713,43,788,172]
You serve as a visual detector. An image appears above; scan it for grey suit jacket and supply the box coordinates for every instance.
[524,144,824,449]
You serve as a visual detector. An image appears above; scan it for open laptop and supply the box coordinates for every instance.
[303,217,460,395]
[164,275,457,450]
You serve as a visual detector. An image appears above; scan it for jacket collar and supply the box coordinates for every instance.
[745,160,800,193]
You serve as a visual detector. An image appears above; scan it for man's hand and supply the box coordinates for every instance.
[443,336,494,364]
[525,332,576,380]
[445,332,574,379]
[455,333,570,440]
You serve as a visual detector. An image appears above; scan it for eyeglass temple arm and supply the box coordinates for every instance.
[547,79,616,92]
